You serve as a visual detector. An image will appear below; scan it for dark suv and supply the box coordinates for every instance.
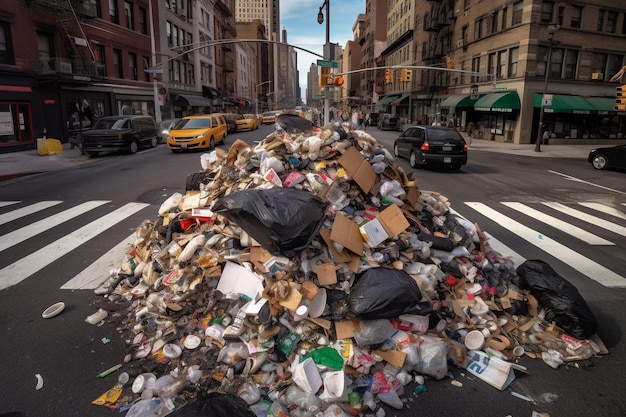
[81,115,159,156]
[393,125,468,170]
[377,113,401,131]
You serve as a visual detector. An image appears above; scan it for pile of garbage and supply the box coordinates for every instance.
[92,116,607,416]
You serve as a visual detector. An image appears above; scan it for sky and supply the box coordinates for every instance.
[280,0,365,100]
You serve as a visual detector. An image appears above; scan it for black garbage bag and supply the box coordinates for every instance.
[514,260,598,339]
[348,268,422,319]
[178,392,256,416]
[212,187,326,258]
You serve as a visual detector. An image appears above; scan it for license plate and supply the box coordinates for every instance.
[444,157,451,163]
[181,143,187,149]
[442,145,452,151]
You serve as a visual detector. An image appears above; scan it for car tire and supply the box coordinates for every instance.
[150,137,158,148]
[130,140,139,154]
[87,151,99,157]
[592,154,608,170]
[409,150,419,168]
[393,143,400,158]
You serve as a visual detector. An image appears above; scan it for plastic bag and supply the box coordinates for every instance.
[348,268,422,319]
[212,187,326,257]
[353,319,396,346]
[415,335,448,380]
[514,260,598,339]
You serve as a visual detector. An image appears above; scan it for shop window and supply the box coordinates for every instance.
[0,103,33,146]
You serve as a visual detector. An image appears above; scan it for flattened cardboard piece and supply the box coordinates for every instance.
[335,319,359,340]
[450,299,475,319]
[360,204,410,247]
[406,186,420,207]
[300,280,320,300]
[278,282,303,312]
[316,263,338,286]
[347,253,361,274]
[250,246,273,263]
[217,261,264,299]
[338,146,377,194]
[309,317,331,330]
[330,212,364,255]
[319,228,351,263]
[373,349,407,368]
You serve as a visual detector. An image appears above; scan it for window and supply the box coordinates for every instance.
[498,50,507,79]
[597,10,604,31]
[124,1,134,30]
[571,6,582,28]
[474,17,483,40]
[490,10,499,34]
[502,7,508,30]
[607,11,618,33]
[0,22,14,65]
[113,48,123,78]
[508,47,519,77]
[471,56,481,83]
[142,56,150,81]
[564,49,578,79]
[541,1,554,24]
[139,7,147,34]
[129,52,137,80]
[166,21,173,46]
[37,32,53,64]
[94,45,106,76]
[512,1,522,25]
[109,0,119,24]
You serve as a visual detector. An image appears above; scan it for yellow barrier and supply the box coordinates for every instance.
[37,138,64,155]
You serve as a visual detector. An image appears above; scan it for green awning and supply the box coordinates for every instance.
[391,94,409,106]
[584,97,616,114]
[474,91,520,112]
[440,94,481,109]
[378,95,400,104]
[533,93,596,114]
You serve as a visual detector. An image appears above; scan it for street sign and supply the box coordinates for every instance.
[317,60,338,68]
[542,94,553,106]
[144,66,163,74]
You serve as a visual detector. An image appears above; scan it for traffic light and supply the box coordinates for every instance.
[400,69,412,82]
[446,56,454,69]
[385,69,393,84]
[615,85,626,111]
[332,76,344,86]
[319,67,332,86]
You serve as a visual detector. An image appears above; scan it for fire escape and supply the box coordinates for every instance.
[422,0,454,94]
[215,0,236,99]
[28,0,102,84]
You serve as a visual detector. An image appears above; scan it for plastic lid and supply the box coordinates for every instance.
[464,330,485,350]
[42,302,65,319]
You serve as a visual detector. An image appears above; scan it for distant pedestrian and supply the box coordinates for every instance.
[542,129,550,145]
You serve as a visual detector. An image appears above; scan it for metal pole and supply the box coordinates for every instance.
[323,0,330,126]
[148,0,161,124]
[534,26,556,152]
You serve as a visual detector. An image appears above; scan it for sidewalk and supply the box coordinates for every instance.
[0,136,617,181]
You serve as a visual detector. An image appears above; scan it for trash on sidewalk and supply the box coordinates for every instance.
[92,118,608,414]
[37,137,63,155]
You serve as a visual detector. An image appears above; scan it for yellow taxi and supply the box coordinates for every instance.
[262,111,277,125]
[166,114,227,152]
[236,113,259,131]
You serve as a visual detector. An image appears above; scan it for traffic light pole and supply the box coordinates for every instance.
[318,0,330,125]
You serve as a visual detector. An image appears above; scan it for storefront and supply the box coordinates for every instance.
[0,74,36,152]
[473,91,521,142]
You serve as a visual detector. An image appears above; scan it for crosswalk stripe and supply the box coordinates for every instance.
[0,201,21,208]
[578,202,626,220]
[542,202,626,237]
[0,201,111,253]
[61,233,136,290]
[0,202,149,291]
[0,201,62,226]
[502,202,614,245]
[481,232,526,267]
[465,202,626,288]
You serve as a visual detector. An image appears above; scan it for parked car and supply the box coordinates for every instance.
[588,144,626,170]
[368,112,380,127]
[262,111,277,124]
[221,113,240,133]
[378,113,401,131]
[81,115,159,156]
[236,113,259,131]
[393,125,468,170]
[166,114,227,152]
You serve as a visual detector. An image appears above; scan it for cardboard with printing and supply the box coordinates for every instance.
[359,204,410,247]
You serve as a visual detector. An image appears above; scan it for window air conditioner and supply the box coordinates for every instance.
[58,61,73,73]
[591,72,604,80]
[456,39,465,48]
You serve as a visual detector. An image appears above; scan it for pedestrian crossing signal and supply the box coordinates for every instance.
[615,85,626,111]
[400,69,412,82]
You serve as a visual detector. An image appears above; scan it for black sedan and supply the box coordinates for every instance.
[588,144,626,170]
[393,125,468,170]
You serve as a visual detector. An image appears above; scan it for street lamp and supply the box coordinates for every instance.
[534,23,559,152]
[318,0,330,125]
[256,80,272,116]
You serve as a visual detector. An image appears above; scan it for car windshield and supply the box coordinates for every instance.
[94,118,130,130]
[174,118,211,129]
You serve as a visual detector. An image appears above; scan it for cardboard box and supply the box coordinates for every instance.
[316,263,338,285]
[330,212,364,255]
[338,146,377,194]
[359,204,410,247]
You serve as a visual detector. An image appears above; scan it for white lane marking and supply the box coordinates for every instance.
[0,201,111,253]
[0,202,149,291]
[578,202,626,221]
[543,202,626,237]
[0,201,63,226]
[61,233,135,290]
[482,232,526,268]
[550,170,626,195]
[465,202,626,288]
[502,202,614,245]
[0,201,21,208]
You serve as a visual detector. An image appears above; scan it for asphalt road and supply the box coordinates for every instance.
[0,124,625,417]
